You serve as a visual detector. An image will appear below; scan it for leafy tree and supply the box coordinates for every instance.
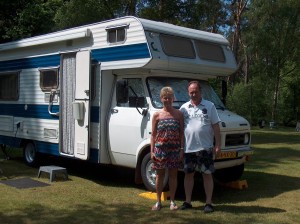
[226,82,251,122]
[137,0,184,24]
[226,0,250,84]
[244,0,300,122]
[138,0,228,33]
[226,76,272,125]
[54,0,140,30]
[54,0,113,29]
[181,0,227,32]
[0,0,64,43]
[0,0,27,43]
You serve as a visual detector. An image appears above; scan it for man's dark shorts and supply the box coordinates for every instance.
[183,150,215,174]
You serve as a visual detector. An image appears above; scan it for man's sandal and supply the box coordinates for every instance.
[170,201,178,210]
[152,202,162,211]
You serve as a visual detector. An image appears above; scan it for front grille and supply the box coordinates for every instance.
[225,134,245,147]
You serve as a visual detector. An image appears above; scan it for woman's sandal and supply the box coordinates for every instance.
[152,202,162,211]
[170,201,178,210]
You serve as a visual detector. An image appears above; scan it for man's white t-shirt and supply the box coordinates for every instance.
[180,99,221,153]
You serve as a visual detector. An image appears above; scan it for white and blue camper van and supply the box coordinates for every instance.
[0,17,252,191]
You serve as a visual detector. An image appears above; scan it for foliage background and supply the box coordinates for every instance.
[0,0,299,126]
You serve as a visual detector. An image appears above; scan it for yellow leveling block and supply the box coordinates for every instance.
[222,180,248,190]
[139,191,170,201]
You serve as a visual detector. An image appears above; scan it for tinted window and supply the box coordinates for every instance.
[195,41,225,62]
[147,77,225,110]
[117,78,146,108]
[160,34,195,59]
[0,72,19,100]
[40,68,59,92]
[107,28,126,43]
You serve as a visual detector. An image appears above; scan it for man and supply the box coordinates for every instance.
[179,81,221,213]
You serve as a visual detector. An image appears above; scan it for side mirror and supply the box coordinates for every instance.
[116,79,128,104]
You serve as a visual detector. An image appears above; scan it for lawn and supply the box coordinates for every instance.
[0,127,299,224]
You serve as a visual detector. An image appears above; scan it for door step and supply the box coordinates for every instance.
[139,191,170,201]
[221,180,248,189]
[38,165,68,182]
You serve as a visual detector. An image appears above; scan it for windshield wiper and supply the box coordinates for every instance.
[172,100,186,109]
[216,105,226,111]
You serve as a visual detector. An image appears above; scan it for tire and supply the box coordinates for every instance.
[213,163,244,183]
[23,142,38,166]
[141,152,168,192]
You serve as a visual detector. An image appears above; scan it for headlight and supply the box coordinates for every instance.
[244,133,250,144]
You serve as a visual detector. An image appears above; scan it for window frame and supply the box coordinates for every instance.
[159,34,196,59]
[195,40,226,62]
[0,70,20,101]
[116,78,146,108]
[39,67,59,92]
[106,24,129,45]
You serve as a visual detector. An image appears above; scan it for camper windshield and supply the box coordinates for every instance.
[147,77,225,110]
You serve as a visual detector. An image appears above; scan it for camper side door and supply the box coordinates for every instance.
[59,50,90,160]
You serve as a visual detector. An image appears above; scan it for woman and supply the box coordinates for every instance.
[151,86,184,211]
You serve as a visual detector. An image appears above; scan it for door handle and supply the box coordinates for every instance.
[111,109,118,114]
[84,90,89,96]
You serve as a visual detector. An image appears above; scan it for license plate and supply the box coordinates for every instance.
[216,151,237,159]
[238,151,254,157]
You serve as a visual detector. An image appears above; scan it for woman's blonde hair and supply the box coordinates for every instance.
[160,86,174,98]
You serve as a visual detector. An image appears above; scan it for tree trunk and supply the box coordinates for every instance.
[272,63,281,121]
[230,0,249,84]
[126,0,137,15]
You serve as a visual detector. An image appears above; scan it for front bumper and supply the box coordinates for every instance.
[214,148,253,170]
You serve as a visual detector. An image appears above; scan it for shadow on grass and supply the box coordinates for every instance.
[211,170,300,204]
[216,204,285,213]
[0,202,214,224]
[0,200,286,224]
[0,153,141,189]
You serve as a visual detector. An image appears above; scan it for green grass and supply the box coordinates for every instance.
[0,127,299,224]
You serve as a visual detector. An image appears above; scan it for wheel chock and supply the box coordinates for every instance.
[221,180,248,190]
[139,191,170,201]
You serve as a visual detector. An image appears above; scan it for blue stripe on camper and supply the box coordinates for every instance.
[26,141,99,162]
[0,104,99,122]
[0,54,60,71]
[0,137,99,163]
[91,43,150,62]
[0,136,21,148]
[35,142,99,162]
[0,104,59,119]
[0,43,150,71]
[35,141,60,156]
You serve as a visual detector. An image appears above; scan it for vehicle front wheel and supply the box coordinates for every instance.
[141,152,168,192]
[23,142,38,166]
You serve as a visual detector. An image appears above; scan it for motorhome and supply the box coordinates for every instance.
[0,16,252,191]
